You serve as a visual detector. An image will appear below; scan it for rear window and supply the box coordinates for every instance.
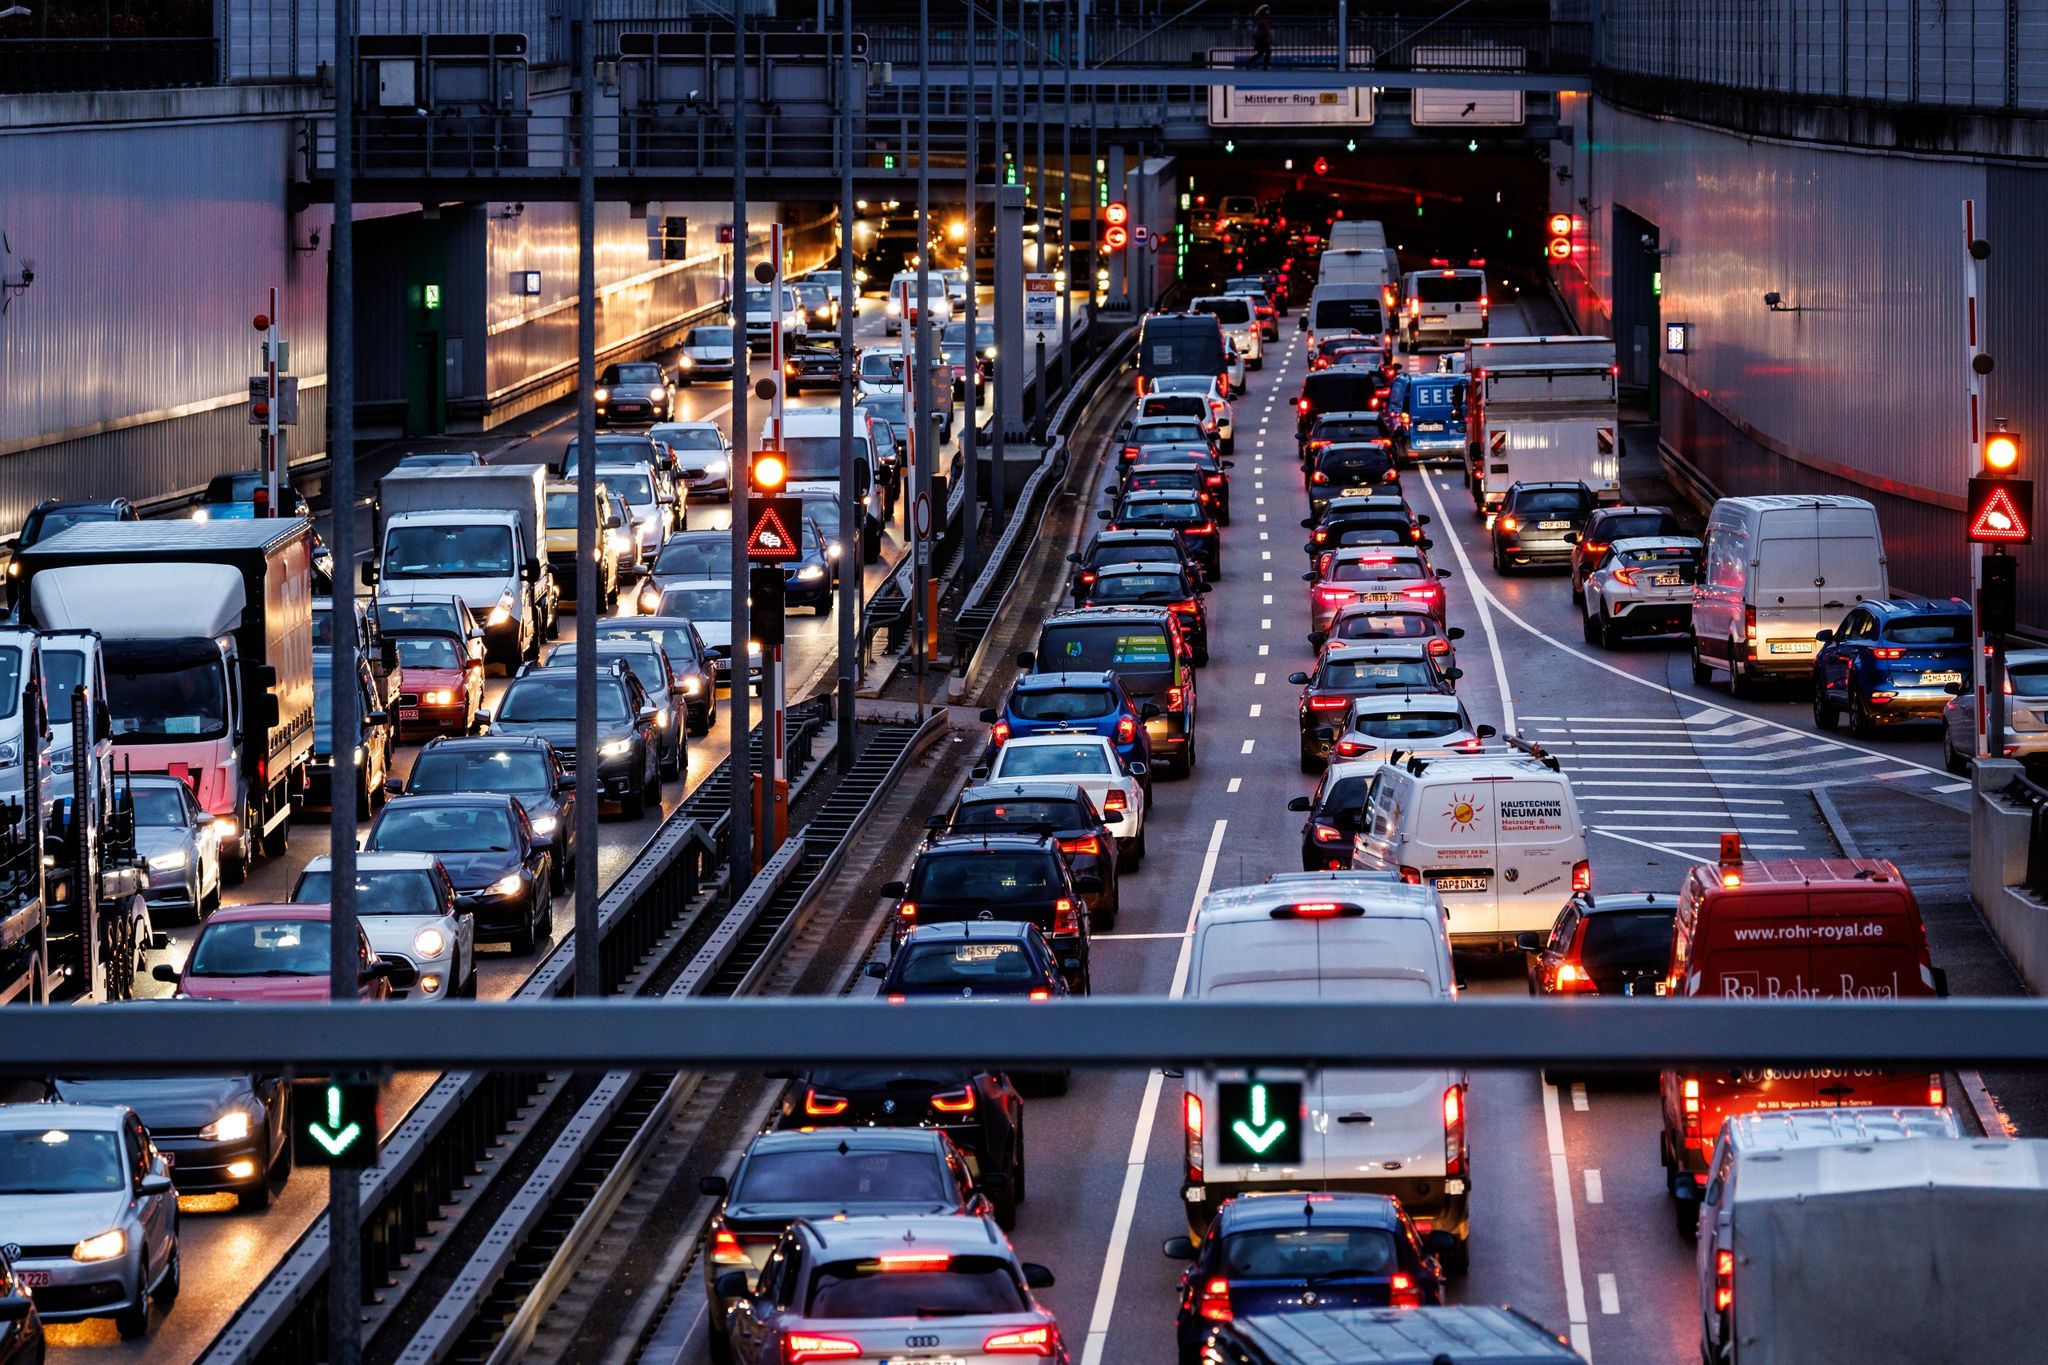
[1134,422,1206,446]
[1090,543,1179,569]
[1317,445,1393,474]
[1010,687,1116,721]
[1313,421,1383,445]
[1596,513,1677,542]
[1881,616,1970,645]
[1119,500,1203,524]
[1219,1226,1398,1277]
[2010,661,2048,698]
[734,1149,947,1205]
[955,798,1088,830]
[1040,626,1173,669]
[1319,658,1437,689]
[1195,298,1253,325]
[394,635,461,669]
[898,940,1041,986]
[805,1258,1026,1319]
[1414,274,1486,303]
[1580,908,1678,973]
[1512,489,1591,515]
[1304,373,1387,411]
[1314,774,1372,825]
[1348,708,1463,740]
[1312,298,1385,333]
[1092,573,1189,603]
[911,852,1058,901]
[1141,397,1206,420]
[1329,558,1420,582]
[1334,611,1435,640]
[996,743,1112,778]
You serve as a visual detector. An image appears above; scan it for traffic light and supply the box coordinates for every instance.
[1104,201,1129,252]
[749,449,789,496]
[1313,156,1329,176]
[750,564,786,648]
[1986,428,2022,474]
[1982,554,2018,633]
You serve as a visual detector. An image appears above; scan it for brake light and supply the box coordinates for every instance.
[1314,529,1328,543]
[711,1225,752,1266]
[1312,470,1330,484]
[1205,473,1224,485]
[1398,865,1421,885]
[804,1089,850,1116]
[1444,1085,1466,1176]
[1317,587,1354,603]
[1390,1271,1422,1308]
[1581,541,1608,557]
[787,1334,862,1362]
[1715,1249,1735,1314]
[1308,694,1350,710]
[1195,1277,1233,1323]
[984,1325,1055,1356]
[1185,1091,1204,1139]
[1080,571,1096,583]
[1121,446,1138,461]
[1102,789,1127,811]
[1115,714,1136,744]
[1298,397,1312,413]
[1427,637,1451,656]
[1744,605,1758,645]
[1060,835,1100,856]
[1167,686,1186,710]
[1312,823,1345,844]
[1192,521,1216,535]
[992,720,1011,746]
[1872,647,1906,659]
[1334,741,1364,757]
[1499,515,1519,533]
[1683,1076,1702,1147]
[1612,567,1638,587]
[930,1088,977,1113]
[1029,988,1052,1001]
[1402,586,1441,602]
[1054,897,1079,935]
[1210,399,1227,415]
[1289,901,1344,918]
[1572,860,1592,893]
[1554,962,1596,994]
[1929,1073,1946,1107]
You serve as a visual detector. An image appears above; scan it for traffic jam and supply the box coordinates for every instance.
[2,191,2039,1365]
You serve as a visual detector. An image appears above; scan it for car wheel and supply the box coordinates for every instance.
[1133,826,1148,866]
[114,1298,151,1340]
[1848,687,1877,739]
[707,1331,734,1365]
[1675,1195,1700,1241]
[1093,893,1118,933]
[1727,643,1754,699]
[200,880,220,917]
[1812,686,1840,731]
[643,760,664,806]
[1570,571,1584,604]
[1692,641,1714,686]
[622,777,647,821]
[1440,1235,1470,1277]
[817,592,834,617]
[551,854,568,895]
[356,777,375,823]
[1491,543,1508,575]
[1581,606,1599,645]
[660,745,683,781]
[1944,735,1969,775]
[991,1164,1019,1230]
[509,907,538,956]
[1299,745,1320,774]
[1598,611,1622,651]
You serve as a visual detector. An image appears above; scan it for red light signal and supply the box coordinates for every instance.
[1967,478,2033,545]
[1547,213,1572,236]
[1313,157,1329,176]
[1104,202,1128,227]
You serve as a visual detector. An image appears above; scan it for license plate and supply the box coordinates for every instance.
[883,1358,966,1365]
[1433,874,1489,892]
[399,708,420,721]
[1362,591,1400,603]
[1340,484,1380,497]
[1417,422,1445,432]
[1652,573,1683,587]
[17,1271,48,1288]
[1768,641,1815,654]
[1538,520,1571,530]
[1921,671,1962,686]
[160,1151,175,1166]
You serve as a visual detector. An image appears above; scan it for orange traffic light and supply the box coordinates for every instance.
[1104,202,1128,227]
[1547,213,1572,237]
[1986,430,2021,473]
[750,449,789,495]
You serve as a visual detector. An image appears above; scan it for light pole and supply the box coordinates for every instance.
[959,0,981,583]
[835,0,857,768]
[572,0,600,997]
[727,10,753,888]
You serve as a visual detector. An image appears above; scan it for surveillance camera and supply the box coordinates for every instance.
[1762,291,1781,308]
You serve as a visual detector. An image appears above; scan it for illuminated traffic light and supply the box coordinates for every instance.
[749,449,789,496]
[1313,156,1329,176]
[1986,429,2022,474]
[293,1081,379,1168]
[1548,213,1573,236]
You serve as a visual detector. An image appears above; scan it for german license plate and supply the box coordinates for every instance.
[883,1358,965,1365]
[17,1271,48,1288]
[1538,520,1571,530]
[1433,874,1489,893]
[160,1150,175,1166]
[399,708,420,721]
[1362,591,1400,603]
[1652,572,1683,587]
[1417,422,1445,432]
[1341,484,1380,497]
[1768,640,1815,654]
[1921,671,1962,686]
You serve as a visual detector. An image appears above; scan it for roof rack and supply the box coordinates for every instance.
[1393,737,1561,774]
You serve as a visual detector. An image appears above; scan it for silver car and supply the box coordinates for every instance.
[291,852,475,1001]
[129,775,223,921]
[0,1103,178,1338]
[1941,647,2048,775]
[1331,693,1489,765]
[1581,535,1703,649]
[674,324,736,385]
[650,421,731,501]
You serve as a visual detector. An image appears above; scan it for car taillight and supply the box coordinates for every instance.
[898,900,917,922]
[1390,1271,1423,1308]
[1427,637,1451,656]
[1167,686,1186,710]
[1205,473,1224,485]
[1402,586,1441,601]
[787,1333,863,1363]
[992,720,1011,746]
[804,1089,850,1117]
[984,1325,1055,1356]
[1444,1085,1466,1176]
[1191,521,1216,535]
[1872,647,1906,659]
[1298,398,1312,413]
[931,1087,977,1113]
[1682,1076,1702,1146]
[1116,715,1136,744]
[1053,898,1079,935]
[1744,605,1757,645]
[1312,470,1330,484]
[1715,1249,1735,1314]
[1318,587,1355,604]
[1313,529,1328,543]
[1929,1073,1946,1106]
[1028,987,1052,1001]
[1572,860,1591,893]
[1398,865,1421,885]
[1553,962,1597,994]
[1079,570,1096,583]
[1195,1276,1233,1323]
[1581,541,1608,557]
[1060,835,1100,856]
[1499,515,1519,533]
[1312,823,1345,844]
[1121,446,1138,461]
[1449,737,1483,752]
[1612,567,1638,586]
[1334,741,1363,756]
[711,1224,753,1266]
[1102,789,1127,811]
[1210,400,1227,415]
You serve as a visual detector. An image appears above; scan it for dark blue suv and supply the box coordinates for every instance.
[980,669,1156,781]
[1812,597,1974,736]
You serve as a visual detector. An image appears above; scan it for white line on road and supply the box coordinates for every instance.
[1417,474,1516,733]
[1261,619,1272,630]
[1597,1273,1620,1316]
[1574,794,1787,806]
[1258,644,1269,656]
[1262,571,1272,581]
[1226,777,1242,793]
[1240,739,1256,754]
[1248,704,1262,717]
[1592,827,1756,860]
[1253,672,1266,685]
[1583,1168,1604,1204]
[1258,532,1269,540]
[1571,1083,1589,1111]
[1542,1080,1593,1359]
[1078,820,1227,1365]
[1261,550,1272,560]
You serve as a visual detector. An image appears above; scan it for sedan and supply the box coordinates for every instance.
[486,665,664,817]
[648,420,732,501]
[1569,503,1687,600]
[977,734,1146,866]
[651,580,761,689]
[1518,890,1678,999]
[1149,374,1236,452]
[129,775,223,922]
[1103,492,1219,579]
[1306,547,1450,635]
[937,780,1123,929]
[365,795,553,954]
[538,638,684,781]
[1291,644,1462,770]
[1312,600,1463,669]
[397,735,578,889]
[0,1252,40,1361]
[1287,759,1382,871]
[292,852,476,1001]
[1941,647,2048,775]
[52,1071,291,1211]
[1581,536,1702,649]
[387,627,486,739]
[1305,440,1399,515]
[0,1103,177,1338]
[153,903,393,1002]
[596,616,717,735]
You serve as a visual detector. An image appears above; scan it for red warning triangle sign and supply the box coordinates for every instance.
[1967,478,2033,545]
[745,498,803,561]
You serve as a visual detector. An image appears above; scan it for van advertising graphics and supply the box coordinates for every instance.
[1441,790,1486,835]
[1497,794,1564,834]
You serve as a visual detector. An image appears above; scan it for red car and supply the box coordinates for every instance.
[388,627,486,739]
[152,903,394,1002]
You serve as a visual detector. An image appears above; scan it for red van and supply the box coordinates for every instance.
[1658,847,1949,1236]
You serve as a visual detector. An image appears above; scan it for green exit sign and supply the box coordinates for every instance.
[1216,1080,1302,1165]
[292,1081,380,1168]
[423,283,442,311]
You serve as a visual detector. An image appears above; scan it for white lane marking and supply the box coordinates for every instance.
[1416,475,1516,733]
[1258,644,1270,656]
[1597,1273,1620,1316]
[1542,1080,1593,1360]
[1226,777,1243,793]
[1261,550,1272,560]
[1574,794,1787,806]
[1592,823,1799,835]
[1256,496,1266,505]
[1078,820,1228,1365]
[1261,619,1272,630]
[1255,482,1264,490]
[1258,532,1269,540]
[1257,514,1268,523]
[1583,1168,1604,1204]
[1253,672,1266,684]
[1591,827,1728,860]
[1262,571,1273,582]
[1241,739,1256,754]
[1248,704,1262,719]
[1936,781,1973,793]
[1571,1083,1589,1111]
[1263,594,1273,605]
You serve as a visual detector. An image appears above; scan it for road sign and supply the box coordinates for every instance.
[718,223,735,245]
[1133,224,1150,246]
[746,497,805,561]
[1215,1079,1302,1164]
[912,490,933,543]
[1025,272,1057,329]
[292,1080,379,1167]
[1967,477,2033,545]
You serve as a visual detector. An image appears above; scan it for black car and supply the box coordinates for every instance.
[778,513,839,614]
[396,735,578,892]
[307,652,392,820]
[771,1067,1027,1221]
[1491,481,1597,573]
[485,662,662,818]
[782,334,846,394]
[594,616,717,734]
[1568,503,1687,599]
[934,780,1122,928]
[1077,563,1211,664]
[1306,508,1429,562]
[696,1128,997,1332]
[533,639,684,780]
[1129,445,1234,523]
[872,922,1074,1096]
[1290,647,1461,771]
[1114,461,1211,507]
[637,528,734,613]
[1164,1192,1449,1365]
[1297,366,1390,442]
[1306,440,1398,514]
[365,794,553,952]
[595,361,675,426]
[1517,891,1679,1000]
[0,1249,44,1360]
[197,471,311,517]
[1028,606,1200,777]
[1104,491,1220,578]
[1286,758,1380,871]
[1069,529,1201,600]
[1300,413,1388,466]
[881,833,1095,993]
[15,498,139,556]
[52,1071,291,1210]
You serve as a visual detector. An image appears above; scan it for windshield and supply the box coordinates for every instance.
[546,647,663,697]
[1319,658,1438,690]
[780,437,859,480]
[1092,573,1188,603]
[394,635,462,669]
[860,353,903,380]
[1041,626,1172,670]
[1312,298,1384,332]
[545,492,589,526]
[1580,907,1679,973]
[734,1149,948,1205]
[498,676,628,723]
[655,536,732,577]
[105,643,229,742]
[601,624,701,669]
[598,471,654,503]
[408,746,551,795]
[658,426,724,451]
[1512,489,1590,516]
[1011,687,1115,721]
[30,507,120,542]
[911,852,1058,901]
[371,804,516,854]
[806,1259,1026,1319]
[1219,1227,1398,1278]
[379,601,465,636]
[129,786,190,826]
[608,364,664,384]
[687,327,733,348]
[0,1127,125,1194]
[1348,708,1463,740]
[657,586,731,624]
[899,940,1040,986]
[1416,273,1485,303]
[384,524,516,578]
[188,916,330,976]
[996,743,1111,778]
[294,869,444,915]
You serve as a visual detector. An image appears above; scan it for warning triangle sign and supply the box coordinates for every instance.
[746,497,804,561]
[1967,478,2033,546]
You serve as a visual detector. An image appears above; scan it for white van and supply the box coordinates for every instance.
[1400,268,1489,349]
[759,406,888,562]
[1350,749,1589,951]
[1690,495,1889,693]
[1191,295,1263,370]
[1302,284,1388,349]
[1181,871,1470,1272]
[1325,220,1388,252]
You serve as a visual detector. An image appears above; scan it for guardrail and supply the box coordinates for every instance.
[2003,774,2048,899]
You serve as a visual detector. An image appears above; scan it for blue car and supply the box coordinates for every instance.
[780,511,840,614]
[1812,597,1974,736]
[1386,373,1468,467]
[980,669,1156,780]
[1163,1191,1450,1365]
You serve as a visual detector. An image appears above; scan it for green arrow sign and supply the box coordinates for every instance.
[292,1081,380,1168]
[1217,1080,1302,1165]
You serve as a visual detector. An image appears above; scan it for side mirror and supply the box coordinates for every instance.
[1104,485,1120,497]
[977,1171,1012,1198]
[261,694,282,727]
[138,1173,174,1198]
[0,1294,31,1323]
[1287,671,1310,685]
[1021,1262,1056,1290]
[1286,796,1311,812]
[361,959,396,982]
[1197,582,1212,594]
[1128,761,1147,777]
[1514,932,1542,953]
[1162,1236,1197,1261]
[699,1174,730,1198]
[1944,682,1965,696]
[1418,538,1435,551]
[1302,572,1315,582]
[1096,509,1112,520]
[1016,651,1036,669]
[970,766,990,781]
[1066,552,1082,564]
[1436,567,1453,579]
[1564,531,1581,545]
[1425,1230,1461,1258]
[1223,460,1236,469]
[381,638,399,671]
[879,880,908,898]
[368,710,389,726]
[864,961,888,979]
[1141,703,1162,719]
[94,698,113,738]
[523,559,543,584]
[1416,514,1432,526]
[714,1270,752,1301]
[639,704,658,723]
[1300,517,1315,529]
[1448,627,1466,640]
[385,776,405,795]
[1102,810,1124,825]
[979,708,999,724]
[474,707,492,727]
[361,562,380,586]
[1074,874,1104,894]
[1307,632,1327,649]
[1442,667,1465,681]
[152,963,180,983]
[1815,629,1834,643]
[1476,724,1498,738]
[1297,313,1308,331]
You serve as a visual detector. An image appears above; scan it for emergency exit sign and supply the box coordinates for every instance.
[1216,1080,1303,1164]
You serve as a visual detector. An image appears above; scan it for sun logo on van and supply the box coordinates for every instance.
[1445,793,1483,832]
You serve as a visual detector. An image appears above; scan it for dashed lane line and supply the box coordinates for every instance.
[1241,739,1256,754]
[1542,1079,1594,1360]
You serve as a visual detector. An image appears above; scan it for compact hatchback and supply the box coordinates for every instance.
[1306,547,1450,635]
[1491,482,1597,572]
[1569,503,1687,599]
[937,780,1123,928]
[595,361,675,426]
[882,832,1096,989]
[1581,536,1703,648]
[1291,643,1461,770]
[983,669,1154,777]
[1812,597,1974,736]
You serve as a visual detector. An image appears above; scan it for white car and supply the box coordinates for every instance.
[1223,338,1247,394]
[130,774,224,921]
[855,348,907,398]
[884,271,953,334]
[292,852,476,1001]
[675,324,737,385]
[595,461,678,564]
[1146,374,1234,452]
[649,420,731,501]
[652,579,761,688]
[1582,535,1703,649]
[1330,693,1489,764]
[980,733,1147,867]
[1942,646,2048,775]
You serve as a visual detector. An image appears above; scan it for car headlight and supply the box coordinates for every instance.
[0,742,18,766]
[796,565,826,582]
[639,515,661,535]
[647,386,666,401]
[611,531,635,554]
[595,387,611,402]
[72,1229,127,1262]
[199,1109,252,1143]
[488,598,514,627]
[191,507,211,522]
[706,458,729,477]
[639,584,662,611]
[599,738,633,758]
[424,689,454,706]
[745,639,762,657]
[886,299,902,315]
[827,542,842,560]
[210,816,239,838]
[46,745,72,769]
[492,872,526,897]
[150,849,189,872]
[529,814,558,835]
[413,926,449,959]
[679,355,695,368]
[681,677,702,695]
